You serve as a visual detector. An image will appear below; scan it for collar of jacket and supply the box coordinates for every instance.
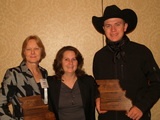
[106,35,130,52]
[106,35,130,63]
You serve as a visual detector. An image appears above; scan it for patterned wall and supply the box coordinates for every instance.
[0,0,103,78]
[0,0,159,119]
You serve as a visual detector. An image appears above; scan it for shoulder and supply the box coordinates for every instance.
[78,75,97,90]
[93,46,111,60]
[39,66,48,73]
[2,66,21,85]
[47,75,57,80]
[47,75,61,90]
[47,75,60,84]
[79,74,95,82]
[129,41,150,50]
[5,65,21,75]
[94,46,107,55]
[128,41,153,55]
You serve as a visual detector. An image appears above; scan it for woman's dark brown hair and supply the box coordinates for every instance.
[53,46,85,80]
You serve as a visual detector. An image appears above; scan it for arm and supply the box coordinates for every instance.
[0,69,15,120]
[0,90,13,120]
[134,47,160,113]
[127,47,160,120]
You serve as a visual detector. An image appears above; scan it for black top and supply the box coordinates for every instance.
[47,74,98,120]
[58,81,85,120]
[37,83,44,99]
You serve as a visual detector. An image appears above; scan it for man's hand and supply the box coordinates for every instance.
[96,98,107,114]
[126,106,143,120]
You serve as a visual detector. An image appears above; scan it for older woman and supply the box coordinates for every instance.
[0,35,48,120]
[48,46,98,120]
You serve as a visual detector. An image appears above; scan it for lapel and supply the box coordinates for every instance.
[53,79,61,111]
[77,76,87,108]
[20,61,40,94]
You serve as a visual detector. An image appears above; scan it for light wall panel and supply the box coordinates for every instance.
[0,0,103,80]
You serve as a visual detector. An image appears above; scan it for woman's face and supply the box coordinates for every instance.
[62,50,78,74]
[24,39,42,64]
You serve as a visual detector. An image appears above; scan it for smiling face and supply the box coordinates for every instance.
[24,39,42,65]
[103,18,128,42]
[62,50,78,74]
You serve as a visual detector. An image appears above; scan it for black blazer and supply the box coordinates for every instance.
[47,75,98,120]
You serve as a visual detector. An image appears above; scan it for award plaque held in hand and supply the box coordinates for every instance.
[18,95,56,120]
[96,79,132,111]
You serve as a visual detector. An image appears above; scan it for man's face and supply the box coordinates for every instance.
[103,18,128,42]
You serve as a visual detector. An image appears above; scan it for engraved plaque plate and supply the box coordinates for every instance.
[96,79,132,111]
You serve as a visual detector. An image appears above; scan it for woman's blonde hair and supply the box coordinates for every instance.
[21,35,46,62]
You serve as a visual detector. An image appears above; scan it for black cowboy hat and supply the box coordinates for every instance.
[92,5,138,34]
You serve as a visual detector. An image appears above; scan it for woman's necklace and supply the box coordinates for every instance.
[61,75,77,88]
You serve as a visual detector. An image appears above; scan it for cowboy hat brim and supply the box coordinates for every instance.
[92,8,137,34]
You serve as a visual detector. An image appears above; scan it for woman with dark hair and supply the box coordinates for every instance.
[0,35,48,120]
[48,46,98,120]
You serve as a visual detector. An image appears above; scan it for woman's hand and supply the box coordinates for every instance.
[96,98,107,114]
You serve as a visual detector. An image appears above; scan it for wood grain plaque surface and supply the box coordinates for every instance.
[96,79,132,111]
[18,95,56,120]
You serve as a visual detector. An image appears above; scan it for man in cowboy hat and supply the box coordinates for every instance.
[92,5,160,120]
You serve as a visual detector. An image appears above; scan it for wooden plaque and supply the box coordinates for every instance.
[96,79,132,111]
[18,95,56,120]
